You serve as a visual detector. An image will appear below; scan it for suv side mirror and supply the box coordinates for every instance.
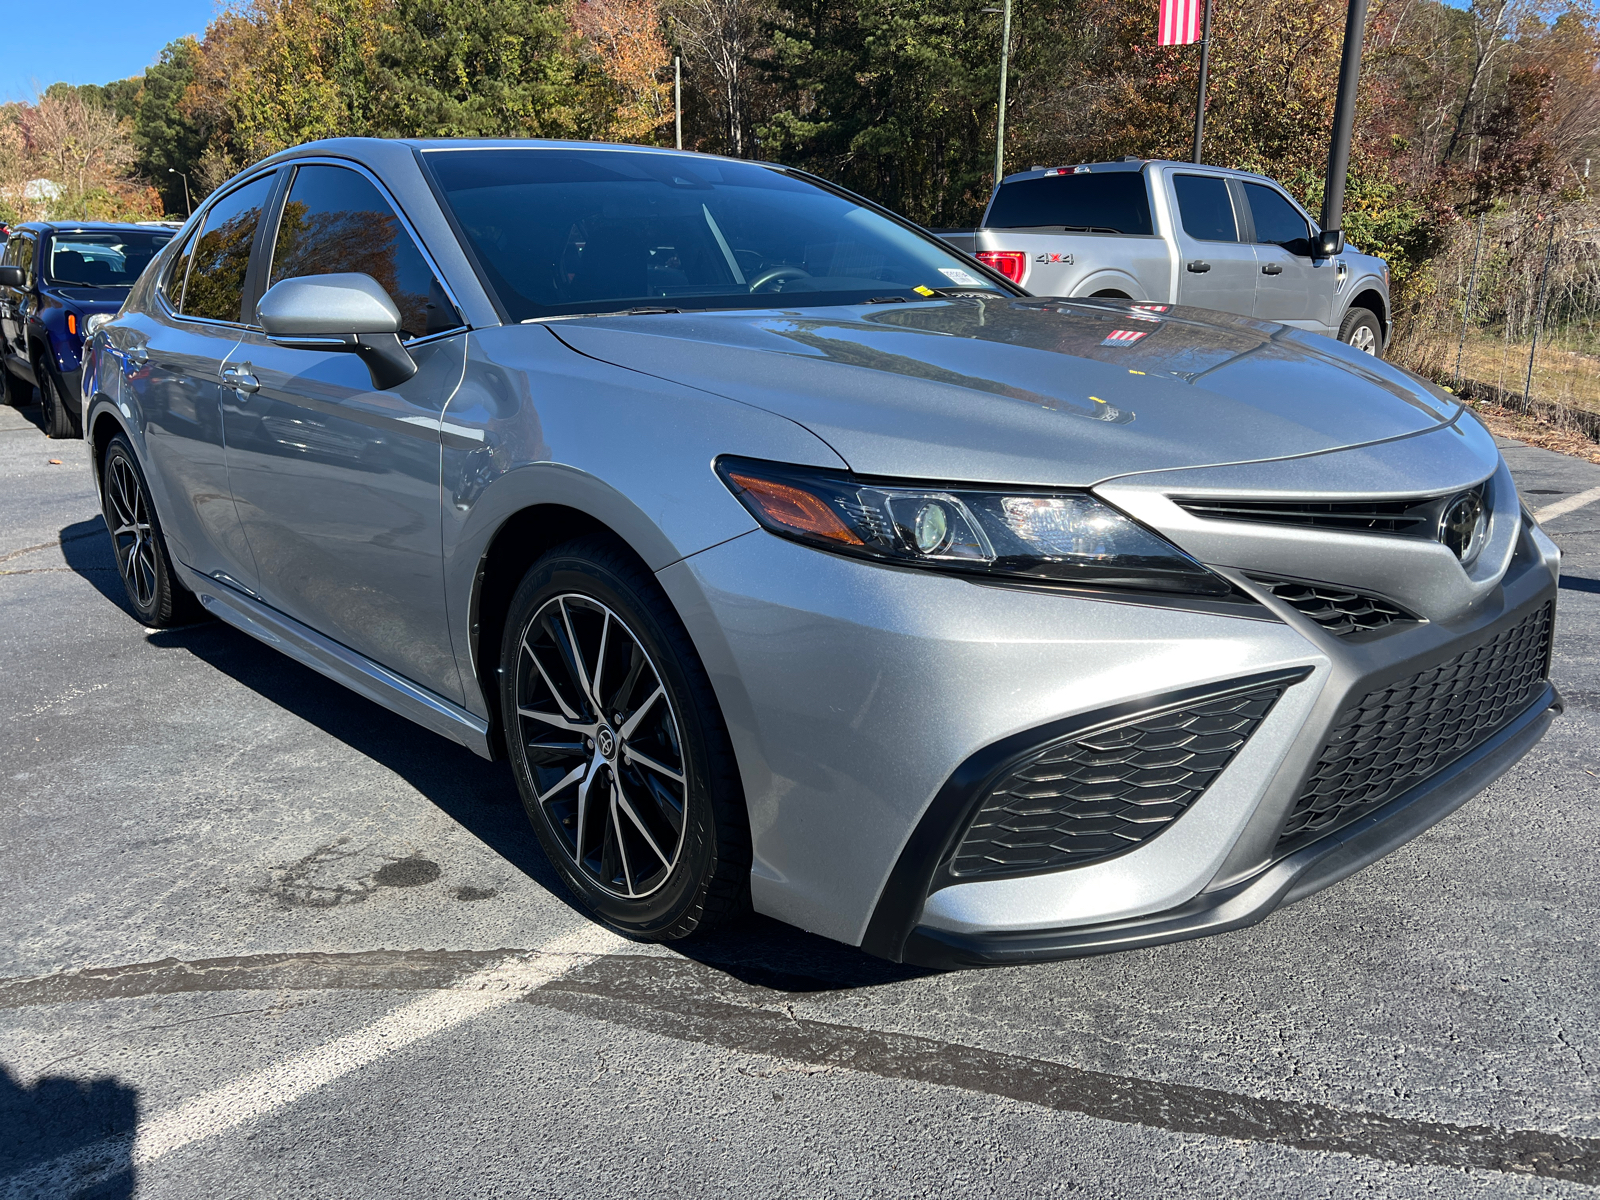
[1311,229,1344,259]
[257,272,417,390]
[0,265,24,287]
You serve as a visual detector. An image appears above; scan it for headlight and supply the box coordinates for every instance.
[716,457,1230,595]
[85,313,114,338]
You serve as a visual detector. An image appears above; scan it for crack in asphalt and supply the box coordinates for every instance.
[3,947,1597,1184]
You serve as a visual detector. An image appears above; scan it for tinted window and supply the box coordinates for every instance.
[1173,175,1237,242]
[425,148,1007,321]
[183,173,275,322]
[270,165,461,339]
[1245,183,1310,249]
[46,231,172,288]
[985,172,1154,235]
[4,235,35,283]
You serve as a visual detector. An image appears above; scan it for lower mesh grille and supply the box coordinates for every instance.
[951,683,1289,880]
[1251,576,1416,636]
[1277,604,1553,854]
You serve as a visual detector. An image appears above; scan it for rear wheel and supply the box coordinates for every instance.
[38,360,78,438]
[100,435,203,627]
[499,537,749,939]
[1338,307,1383,357]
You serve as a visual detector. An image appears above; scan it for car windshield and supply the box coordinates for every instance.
[46,231,173,287]
[423,148,1008,320]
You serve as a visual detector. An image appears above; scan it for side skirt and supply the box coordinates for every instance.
[176,564,493,759]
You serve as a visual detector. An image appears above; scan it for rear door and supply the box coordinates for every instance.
[1169,173,1258,317]
[1244,181,1332,331]
[221,161,469,702]
[124,173,276,587]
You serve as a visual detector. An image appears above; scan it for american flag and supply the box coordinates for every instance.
[1158,0,1202,45]
[1101,329,1150,346]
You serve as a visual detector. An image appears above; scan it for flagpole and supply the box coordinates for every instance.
[1191,0,1213,164]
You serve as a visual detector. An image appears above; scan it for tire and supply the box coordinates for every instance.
[1337,307,1383,357]
[38,359,78,438]
[499,536,750,940]
[100,434,205,627]
[1,361,31,408]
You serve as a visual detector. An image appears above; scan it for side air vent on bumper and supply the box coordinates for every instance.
[1249,575,1418,637]
[1277,602,1553,854]
[951,682,1291,881]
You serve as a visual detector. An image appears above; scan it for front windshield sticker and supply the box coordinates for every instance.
[938,268,983,286]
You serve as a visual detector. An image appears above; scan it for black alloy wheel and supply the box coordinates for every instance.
[100,434,203,627]
[37,360,77,438]
[500,537,749,939]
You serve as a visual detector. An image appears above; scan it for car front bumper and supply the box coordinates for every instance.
[659,505,1561,965]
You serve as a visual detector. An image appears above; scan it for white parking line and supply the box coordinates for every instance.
[1534,485,1600,524]
[1,924,626,1199]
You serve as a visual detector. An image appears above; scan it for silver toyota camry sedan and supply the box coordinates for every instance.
[82,139,1561,968]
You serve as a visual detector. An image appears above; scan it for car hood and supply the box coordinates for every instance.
[548,297,1460,486]
[51,286,130,309]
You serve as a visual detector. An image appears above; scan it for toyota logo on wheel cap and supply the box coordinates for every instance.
[1439,490,1486,564]
[596,726,616,759]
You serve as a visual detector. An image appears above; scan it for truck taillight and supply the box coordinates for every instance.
[975,251,1027,285]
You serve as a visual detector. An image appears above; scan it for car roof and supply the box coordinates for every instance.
[260,136,783,172]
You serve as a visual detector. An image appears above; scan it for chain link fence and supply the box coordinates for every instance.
[1395,204,1600,442]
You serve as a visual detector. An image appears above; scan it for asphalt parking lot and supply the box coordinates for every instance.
[2,395,1598,1200]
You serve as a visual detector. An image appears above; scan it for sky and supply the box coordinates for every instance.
[1,1,218,102]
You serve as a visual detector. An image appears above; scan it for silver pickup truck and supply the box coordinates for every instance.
[940,159,1392,356]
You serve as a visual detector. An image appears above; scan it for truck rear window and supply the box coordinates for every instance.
[985,172,1153,235]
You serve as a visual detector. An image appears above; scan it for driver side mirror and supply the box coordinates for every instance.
[257,272,418,390]
[0,265,25,287]
[1310,229,1345,259]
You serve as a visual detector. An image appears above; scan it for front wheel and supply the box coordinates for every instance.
[38,362,78,438]
[499,537,749,939]
[1338,307,1383,357]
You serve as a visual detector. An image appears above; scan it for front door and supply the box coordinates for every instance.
[221,161,469,702]
[1169,173,1259,317]
[1244,182,1332,331]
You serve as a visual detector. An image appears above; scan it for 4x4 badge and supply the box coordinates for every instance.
[1035,253,1074,265]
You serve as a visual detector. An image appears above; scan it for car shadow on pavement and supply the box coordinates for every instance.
[55,518,126,611]
[0,1064,137,1197]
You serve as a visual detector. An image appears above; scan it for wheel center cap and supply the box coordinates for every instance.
[596,726,617,759]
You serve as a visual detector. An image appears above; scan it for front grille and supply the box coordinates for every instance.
[952,683,1289,879]
[1251,576,1417,637]
[1277,604,1553,854]
[1175,487,1483,540]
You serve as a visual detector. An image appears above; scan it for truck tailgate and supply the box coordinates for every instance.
[973,229,1173,300]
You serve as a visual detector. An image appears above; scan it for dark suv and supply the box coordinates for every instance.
[0,222,175,437]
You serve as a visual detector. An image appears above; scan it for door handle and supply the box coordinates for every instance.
[1261,263,1284,276]
[221,363,260,393]
[1186,260,1211,273]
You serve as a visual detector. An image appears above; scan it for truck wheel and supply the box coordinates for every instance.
[1338,308,1383,357]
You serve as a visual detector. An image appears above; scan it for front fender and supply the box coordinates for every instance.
[439,322,848,722]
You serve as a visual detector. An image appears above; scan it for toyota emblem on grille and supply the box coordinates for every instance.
[1439,490,1485,562]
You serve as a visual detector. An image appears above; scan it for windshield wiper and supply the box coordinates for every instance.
[53,281,122,289]
[620,307,680,315]
[864,296,908,304]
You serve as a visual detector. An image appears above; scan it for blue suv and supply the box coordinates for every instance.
[0,222,176,437]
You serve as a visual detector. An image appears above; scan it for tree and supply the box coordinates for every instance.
[574,0,675,143]
[24,90,142,220]
[665,0,773,155]
[134,38,210,214]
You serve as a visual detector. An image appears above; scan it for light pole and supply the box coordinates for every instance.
[167,168,192,218]
[983,0,1013,189]
[675,56,682,150]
